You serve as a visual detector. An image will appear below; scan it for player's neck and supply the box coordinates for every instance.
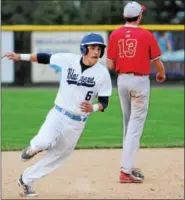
[82,57,94,67]
[125,22,138,27]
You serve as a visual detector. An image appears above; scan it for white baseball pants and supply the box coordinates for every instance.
[117,73,150,174]
[22,107,86,186]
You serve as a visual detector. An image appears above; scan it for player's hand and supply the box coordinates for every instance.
[156,72,166,83]
[2,52,21,61]
[80,101,93,113]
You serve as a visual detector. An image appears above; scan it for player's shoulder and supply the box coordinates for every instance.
[95,62,111,76]
[51,53,75,59]
[109,26,124,36]
[138,27,154,36]
[50,53,80,62]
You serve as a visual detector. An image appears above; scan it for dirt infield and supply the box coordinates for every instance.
[2,148,184,199]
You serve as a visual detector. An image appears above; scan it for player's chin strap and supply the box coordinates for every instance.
[92,104,99,112]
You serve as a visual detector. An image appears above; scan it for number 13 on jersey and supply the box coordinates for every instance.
[118,39,138,58]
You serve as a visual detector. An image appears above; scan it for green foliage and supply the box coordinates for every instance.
[2,0,184,25]
[152,0,185,24]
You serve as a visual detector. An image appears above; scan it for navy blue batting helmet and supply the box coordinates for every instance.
[80,33,106,58]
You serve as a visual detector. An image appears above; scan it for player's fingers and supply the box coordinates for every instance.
[4,52,13,57]
[81,102,90,109]
[1,54,10,59]
[81,103,91,108]
[156,78,165,83]
[80,104,90,112]
[81,101,90,106]
[80,103,85,107]
[3,53,12,58]
[7,56,13,60]
[81,109,88,113]
[80,104,87,110]
[156,77,160,82]
[156,74,165,83]
[1,55,6,59]
[80,105,88,109]
[80,107,88,112]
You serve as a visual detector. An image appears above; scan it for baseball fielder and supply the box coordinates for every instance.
[107,1,166,183]
[3,33,112,197]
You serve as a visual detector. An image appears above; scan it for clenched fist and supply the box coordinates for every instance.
[156,72,166,83]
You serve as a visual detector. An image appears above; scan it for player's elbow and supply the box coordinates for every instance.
[98,96,109,112]
[107,58,115,70]
[37,53,52,64]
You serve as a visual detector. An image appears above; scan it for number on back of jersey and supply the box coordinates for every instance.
[118,39,138,58]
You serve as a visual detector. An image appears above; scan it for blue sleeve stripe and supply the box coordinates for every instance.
[49,64,61,72]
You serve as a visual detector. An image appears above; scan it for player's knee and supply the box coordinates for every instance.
[31,140,54,152]
[130,111,147,121]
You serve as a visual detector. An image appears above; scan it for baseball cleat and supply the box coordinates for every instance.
[119,170,144,183]
[18,175,38,197]
[132,168,144,179]
[21,146,40,161]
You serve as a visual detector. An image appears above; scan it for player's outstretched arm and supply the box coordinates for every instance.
[2,52,51,64]
[2,52,36,62]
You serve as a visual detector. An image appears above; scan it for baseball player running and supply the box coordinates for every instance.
[107,1,166,183]
[3,33,112,197]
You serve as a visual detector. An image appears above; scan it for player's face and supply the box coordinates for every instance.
[85,44,102,65]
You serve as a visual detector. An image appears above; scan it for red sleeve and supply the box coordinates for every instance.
[107,32,117,60]
[150,33,162,60]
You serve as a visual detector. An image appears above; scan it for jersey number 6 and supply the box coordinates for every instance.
[85,91,93,101]
[118,39,137,58]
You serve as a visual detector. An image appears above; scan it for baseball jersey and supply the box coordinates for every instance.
[50,53,112,117]
[107,24,162,74]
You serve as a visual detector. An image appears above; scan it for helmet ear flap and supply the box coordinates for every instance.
[81,44,105,58]
[80,45,88,55]
[100,46,105,58]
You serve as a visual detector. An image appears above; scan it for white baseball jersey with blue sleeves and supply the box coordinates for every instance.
[50,53,112,117]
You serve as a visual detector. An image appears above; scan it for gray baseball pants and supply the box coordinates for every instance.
[117,73,150,174]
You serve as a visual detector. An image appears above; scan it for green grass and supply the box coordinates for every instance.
[2,88,184,150]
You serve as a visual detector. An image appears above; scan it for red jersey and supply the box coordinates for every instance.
[107,25,161,75]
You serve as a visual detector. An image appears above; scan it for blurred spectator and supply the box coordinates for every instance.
[154,31,174,53]
[154,31,184,63]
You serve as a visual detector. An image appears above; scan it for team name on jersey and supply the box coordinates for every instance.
[67,68,95,87]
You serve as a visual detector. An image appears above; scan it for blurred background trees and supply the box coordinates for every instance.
[2,0,185,25]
